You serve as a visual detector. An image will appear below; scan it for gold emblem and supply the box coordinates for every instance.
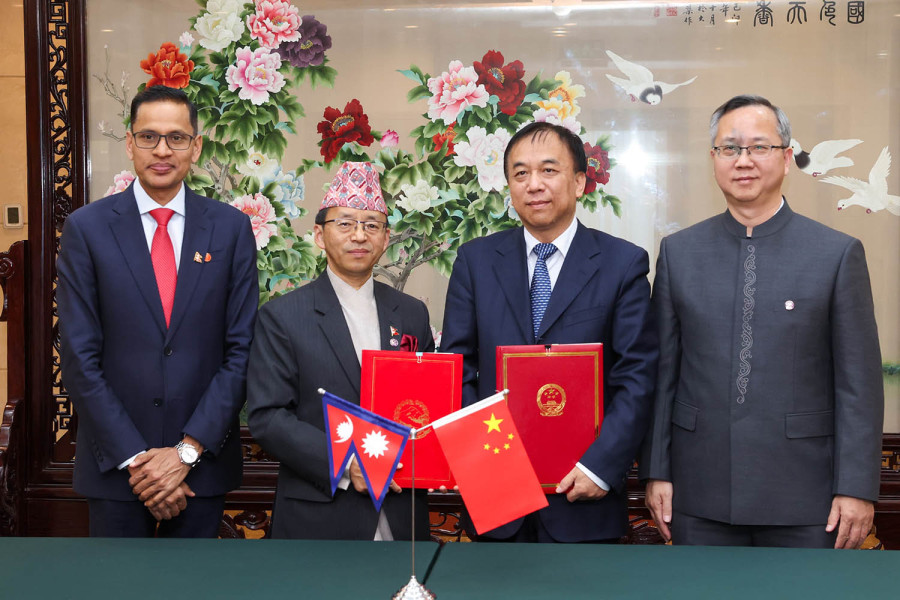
[536,383,566,417]
[393,398,431,439]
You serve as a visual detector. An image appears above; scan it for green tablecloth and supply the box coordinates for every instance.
[427,542,900,599]
[0,538,438,598]
[0,538,897,599]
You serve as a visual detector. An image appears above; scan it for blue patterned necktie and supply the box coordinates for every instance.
[530,242,558,338]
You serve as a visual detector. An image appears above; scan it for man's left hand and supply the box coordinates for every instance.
[556,467,608,502]
[826,495,874,549]
[128,447,191,506]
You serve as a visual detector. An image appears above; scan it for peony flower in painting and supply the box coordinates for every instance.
[140,42,194,89]
[452,126,511,192]
[426,60,489,125]
[247,0,303,49]
[104,170,136,197]
[583,142,611,193]
[277,15,332,68]
[195,0,246,53]
[473,50,526,116]
[316,99,374,163]
[225,46,286,105]
[232,193,278,250]
[397,180,439,213]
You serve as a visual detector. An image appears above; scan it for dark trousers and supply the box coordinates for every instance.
[672,511,838,548]
[87,496,225,538]
[476,512,619,544]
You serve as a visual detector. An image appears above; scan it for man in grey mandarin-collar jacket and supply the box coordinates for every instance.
[641,95,883,549]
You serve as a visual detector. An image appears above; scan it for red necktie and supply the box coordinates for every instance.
[150,208,177,327]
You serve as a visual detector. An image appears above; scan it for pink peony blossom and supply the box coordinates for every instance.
[380,129,400,149]
[232,193,278,249]
[104,170,135,196]
[426,60,489,125]
[225,46,286,105]
[247,0,302,49]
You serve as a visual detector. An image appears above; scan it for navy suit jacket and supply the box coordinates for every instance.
[246,275,434,539]
[57,184,258,501]
[440,222,658,541]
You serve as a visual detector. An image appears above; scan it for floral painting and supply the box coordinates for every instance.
[96,0,619,302]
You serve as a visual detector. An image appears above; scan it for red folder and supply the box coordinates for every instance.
[361,350,461,489]
[496,344,603,493]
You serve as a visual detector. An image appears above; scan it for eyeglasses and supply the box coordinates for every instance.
[712,144,787,159]
[132,131,196,151]
[322,218,388,234]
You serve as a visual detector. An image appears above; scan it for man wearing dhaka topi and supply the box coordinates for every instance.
[247,161,434,539]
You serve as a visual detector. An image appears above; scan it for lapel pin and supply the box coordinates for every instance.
[205,253,212,262]
[390,338,399,347]
[390,326,399,336]
[785,300,795,310]
[193,252,203,263]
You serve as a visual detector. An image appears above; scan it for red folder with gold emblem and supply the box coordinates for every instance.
[496,344,603,493]
[361,350,461,489]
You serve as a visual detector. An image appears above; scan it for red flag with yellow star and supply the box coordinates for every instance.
[430,391,547,534]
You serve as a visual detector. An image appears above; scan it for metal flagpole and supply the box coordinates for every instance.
[392,428,435,599]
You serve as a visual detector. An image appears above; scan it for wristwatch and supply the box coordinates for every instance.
[175,440,201,468]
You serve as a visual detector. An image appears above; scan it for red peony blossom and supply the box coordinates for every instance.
[432,124,457,156]
[473,50,526,116]
[140,42,194,89]
[583,142,611,193]
[316,99,375,163]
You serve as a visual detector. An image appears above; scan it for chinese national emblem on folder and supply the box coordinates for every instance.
[496,344,603,492]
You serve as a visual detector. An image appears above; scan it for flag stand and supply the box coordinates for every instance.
[392,429,435,600]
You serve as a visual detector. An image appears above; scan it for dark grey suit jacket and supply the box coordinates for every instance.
[246,274,434,539]
[640,201,883,525]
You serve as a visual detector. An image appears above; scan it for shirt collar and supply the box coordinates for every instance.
[133,179,186,217]
[326,266,375,301]
[523,216,578,258]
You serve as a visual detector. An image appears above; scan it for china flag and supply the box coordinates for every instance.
[431,391,548,534]
[322,390,410,512]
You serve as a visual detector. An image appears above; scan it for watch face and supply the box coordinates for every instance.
[179,444,199,465]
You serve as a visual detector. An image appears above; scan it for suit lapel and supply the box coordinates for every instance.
[492,229,533,342]
[108,188,167,335]
[538,222,602,337]
[374,282,401,352]
[166,190,212,342]
[314,276,364,399]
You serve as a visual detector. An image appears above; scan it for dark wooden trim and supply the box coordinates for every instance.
[0,242,27,536]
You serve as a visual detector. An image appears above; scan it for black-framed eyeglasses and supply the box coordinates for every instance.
[132,131,196,151]
[322,218,388,234]
[712,144,787,159]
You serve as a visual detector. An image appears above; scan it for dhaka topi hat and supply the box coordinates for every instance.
[320,161,388,214]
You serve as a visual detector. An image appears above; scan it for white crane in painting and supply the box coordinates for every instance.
[604,50,697,105]
[820,146,900,215]
[790,138,862,177]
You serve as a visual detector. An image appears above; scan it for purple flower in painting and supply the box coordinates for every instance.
[278,15,332,68]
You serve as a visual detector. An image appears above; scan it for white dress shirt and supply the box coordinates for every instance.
[325,267,394,540]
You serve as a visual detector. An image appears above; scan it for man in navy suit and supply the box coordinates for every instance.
[440,122,658,542]
[58,86,258,537]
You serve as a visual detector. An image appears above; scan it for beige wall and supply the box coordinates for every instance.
[0,0,27,417]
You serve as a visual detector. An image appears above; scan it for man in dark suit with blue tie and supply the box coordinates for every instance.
[58,86,258,537]
[440,122,658,542]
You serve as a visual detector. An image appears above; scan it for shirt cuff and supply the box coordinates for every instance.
[117,450,146,470]
[576,462,610,491]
